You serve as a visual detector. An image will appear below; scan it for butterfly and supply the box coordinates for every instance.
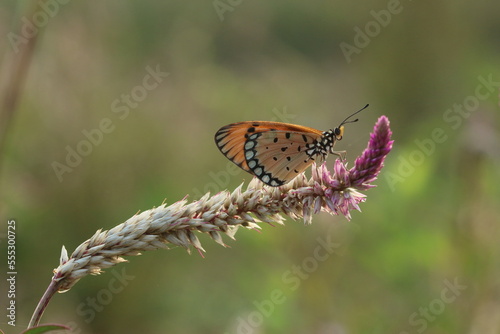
[214,104,368,187]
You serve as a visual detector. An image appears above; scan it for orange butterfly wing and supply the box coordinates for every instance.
[215,121,324,186]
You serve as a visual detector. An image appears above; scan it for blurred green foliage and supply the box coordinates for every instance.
[1,0,499,333]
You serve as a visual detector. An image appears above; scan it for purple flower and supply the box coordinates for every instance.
[349,115,394,189]
[297,115,393,221]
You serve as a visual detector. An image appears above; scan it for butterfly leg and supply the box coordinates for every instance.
[331,150,347,161]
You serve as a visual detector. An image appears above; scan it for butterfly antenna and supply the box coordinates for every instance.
[339,104,369,126]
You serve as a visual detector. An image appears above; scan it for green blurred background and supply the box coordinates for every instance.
[1,0,499,333]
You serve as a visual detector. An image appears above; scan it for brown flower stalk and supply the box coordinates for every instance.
[29,116,393,328]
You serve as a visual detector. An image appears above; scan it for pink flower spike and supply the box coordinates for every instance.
[349,116,394,189]
[305,115,392,220]
[49,116,393,297]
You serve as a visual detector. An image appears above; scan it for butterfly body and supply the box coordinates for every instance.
[214,105,368,187]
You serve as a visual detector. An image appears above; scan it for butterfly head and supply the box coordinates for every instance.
[333,126,344,141]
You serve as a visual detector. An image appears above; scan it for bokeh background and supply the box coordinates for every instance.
[1,1,499,333]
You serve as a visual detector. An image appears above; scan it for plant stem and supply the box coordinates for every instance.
[28,278,62,328]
